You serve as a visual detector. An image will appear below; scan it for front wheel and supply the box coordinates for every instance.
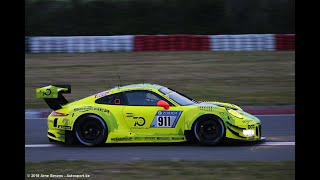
[74,115,108,147]
[193,116,225,146]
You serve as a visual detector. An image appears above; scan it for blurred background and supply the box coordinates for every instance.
[25,0,294,35]
[25,0,295,108]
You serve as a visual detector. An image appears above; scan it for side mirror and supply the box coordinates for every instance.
[157,100,170,110]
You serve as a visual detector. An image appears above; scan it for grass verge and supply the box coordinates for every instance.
[25,160,295,180]
[25,51,294,108]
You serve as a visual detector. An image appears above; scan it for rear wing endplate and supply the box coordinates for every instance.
[36,85,71,110]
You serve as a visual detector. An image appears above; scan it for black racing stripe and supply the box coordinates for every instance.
[227,127,246,138]
[48,132,56,138]
[226,121,246,130]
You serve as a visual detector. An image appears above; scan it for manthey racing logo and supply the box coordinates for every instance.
[74,106,109,113]
[126,113,146,128]
[43,88,52,96]
[133,117,146,126]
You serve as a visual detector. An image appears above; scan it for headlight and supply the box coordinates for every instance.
[227,109,243,119]
[243,130,255,137]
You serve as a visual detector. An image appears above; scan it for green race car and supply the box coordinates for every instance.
[36,84,265,146]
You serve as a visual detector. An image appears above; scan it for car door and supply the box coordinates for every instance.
[122,90,185,136]
[95,92,130,132]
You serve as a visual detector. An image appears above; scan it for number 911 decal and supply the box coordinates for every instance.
[150,111,182,128]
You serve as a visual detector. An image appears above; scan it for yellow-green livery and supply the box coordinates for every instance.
[36,84,265,146]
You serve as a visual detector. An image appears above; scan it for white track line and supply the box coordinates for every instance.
[25,142,295,148]
[260,142,295,146]
[25,144,56,148]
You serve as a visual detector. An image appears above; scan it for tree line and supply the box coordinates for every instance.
[25,0,295,36]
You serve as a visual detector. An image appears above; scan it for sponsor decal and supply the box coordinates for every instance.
[242,119,253,124]
[95,91,109,98]
[134,137,144,140]
[133,117,146,126]
[111,137,132,141]
[62,118,70,126]
[131,126,148,129]
[157,137,170,140]
[199,106,218,111]
[57,125,71,130]
[74,106,109,113]
[126,113,134,117]
[43,89,52,96]
[171,137,184,140]
[134,137,184,141]
[248,124,255,129]
[151,111,182,128]
[144,137,156,140]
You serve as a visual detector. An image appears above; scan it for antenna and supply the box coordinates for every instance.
[117,72,122,88]
[107,80,111,89]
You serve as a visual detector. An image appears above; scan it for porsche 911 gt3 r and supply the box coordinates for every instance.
[36,84,265,146]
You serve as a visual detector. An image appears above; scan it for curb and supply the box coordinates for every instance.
[25,106,295,119]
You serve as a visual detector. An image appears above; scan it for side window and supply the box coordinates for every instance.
[125,90,173,106]
[95,92,127,105]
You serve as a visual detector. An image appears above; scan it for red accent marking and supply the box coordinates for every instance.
[114,99,120,105]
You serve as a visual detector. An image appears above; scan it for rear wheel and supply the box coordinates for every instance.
[193,116,225,145]
[74,115,108,147]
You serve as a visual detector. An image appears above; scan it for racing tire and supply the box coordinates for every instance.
[74,114,108,147]
[193,116,225,146]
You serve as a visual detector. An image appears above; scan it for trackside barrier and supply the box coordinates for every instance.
[134,35,210,51]
[28,36,134,53]
[275,34,295,51]
[209,34,275,51]
[26,34,295,53]
[25,37,30,53]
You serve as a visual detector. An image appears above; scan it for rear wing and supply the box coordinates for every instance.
[36,85,71,110]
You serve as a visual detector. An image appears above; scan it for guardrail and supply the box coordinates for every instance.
[25,34,295,53]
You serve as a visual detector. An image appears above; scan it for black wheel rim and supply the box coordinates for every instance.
[197,119,221,141]
[77,120,103,143]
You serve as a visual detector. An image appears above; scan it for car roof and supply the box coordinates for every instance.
[107,83,164,94]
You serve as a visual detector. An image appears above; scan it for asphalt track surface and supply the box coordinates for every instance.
[25,114,295,162]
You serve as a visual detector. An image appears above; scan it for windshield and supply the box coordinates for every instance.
[159,87,197,106]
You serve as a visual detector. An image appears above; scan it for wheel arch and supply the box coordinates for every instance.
[191,114,226,133]
[188,113,227,145]
[186,113,226,131]
[72,113,109,146]
[73,113,108,131]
